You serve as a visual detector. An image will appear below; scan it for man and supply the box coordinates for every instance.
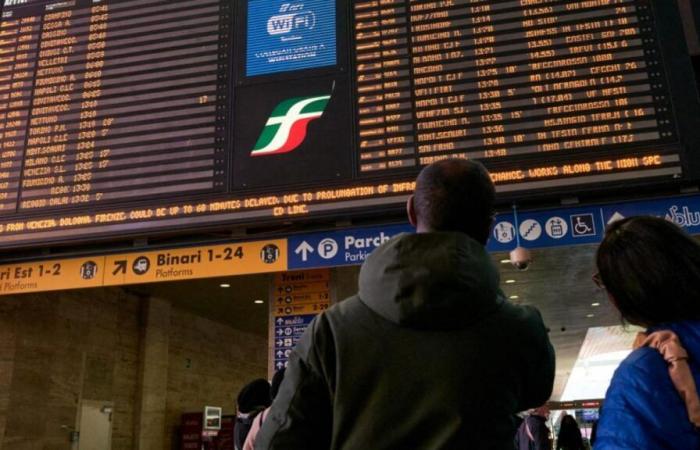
[256,159,555,449]
[515,406,552,450]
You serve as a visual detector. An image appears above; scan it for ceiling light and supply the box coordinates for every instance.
[505,279,516,284]
[509,295,519,300]
[587,314,595,318]
[220,284,231,288]
[254,299,265,304]
[500,259,511,264]
[591,302,601,307]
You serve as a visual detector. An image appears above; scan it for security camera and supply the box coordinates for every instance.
[509,247,532,271]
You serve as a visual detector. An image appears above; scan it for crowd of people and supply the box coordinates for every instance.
[232,159,700,449]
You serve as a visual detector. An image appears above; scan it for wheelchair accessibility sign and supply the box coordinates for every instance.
[571,214,596,237]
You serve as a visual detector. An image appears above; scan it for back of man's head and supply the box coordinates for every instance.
[412,159,495,245]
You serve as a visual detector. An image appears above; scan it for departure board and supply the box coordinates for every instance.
[353,0,683,187]
[0,0,699,250]
[0,0,230,213]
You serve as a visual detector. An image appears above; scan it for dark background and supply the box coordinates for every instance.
[231,74,353,190]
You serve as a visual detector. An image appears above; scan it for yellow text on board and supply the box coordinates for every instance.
[104,240,288,286]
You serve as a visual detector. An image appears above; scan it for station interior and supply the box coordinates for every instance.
[0,243,626,447]
[0,0,699,449]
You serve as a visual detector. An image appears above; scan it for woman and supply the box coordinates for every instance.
[234,378,272,450]
[594,216,700,449]
[243,369,285,450]
[556,414,584,450]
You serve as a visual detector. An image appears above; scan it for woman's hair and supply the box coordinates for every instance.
[237,378,271,413]
[596,216,700,327]
[556,414,583,450]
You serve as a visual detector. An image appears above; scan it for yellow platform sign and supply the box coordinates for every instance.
[273,302,329,317]
[274,270,329,284]
[273,280,330,295]
[271,269,331,317]
[104,239,287,286]
[273,291,331,306]
[0,257,105,295]
[0,239,289,296]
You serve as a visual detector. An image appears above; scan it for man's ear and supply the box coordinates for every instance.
[407,195,417,228]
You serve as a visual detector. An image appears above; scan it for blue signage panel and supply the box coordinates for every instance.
[487,206,605,253]
[247,0,337,76]
[601,196,700,233]
[273,314,317,370]
[287,195,700,270]
[288,224,411,270]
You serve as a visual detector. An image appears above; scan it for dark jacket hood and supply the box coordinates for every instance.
[359,232,503,330]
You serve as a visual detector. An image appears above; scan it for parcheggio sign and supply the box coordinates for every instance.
[289,226,404,269]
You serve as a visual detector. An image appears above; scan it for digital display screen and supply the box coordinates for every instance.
[246,0,337,76]
[0,0,698,250]
[351,0,682,184]
[0,0,230,211]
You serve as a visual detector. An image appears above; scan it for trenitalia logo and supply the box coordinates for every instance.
[251,95,331,157]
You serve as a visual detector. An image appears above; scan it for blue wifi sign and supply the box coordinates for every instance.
[247,0,337,76]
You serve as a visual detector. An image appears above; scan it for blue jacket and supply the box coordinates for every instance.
[596,321,700,449]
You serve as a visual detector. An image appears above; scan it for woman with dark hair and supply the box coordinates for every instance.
[235,378,272,450]
[594,216,700,449]
[556,414,584,450]
[243,369,286,450]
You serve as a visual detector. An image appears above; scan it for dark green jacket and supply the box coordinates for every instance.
[256,233,555,450]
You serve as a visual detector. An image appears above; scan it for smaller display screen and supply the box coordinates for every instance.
[246,0,337,76]
[580,409,600,422]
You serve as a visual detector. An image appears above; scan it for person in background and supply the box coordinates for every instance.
[234,378,271,450]
[594,216,700,449]
[589,419,598,447]
[243,369,285,450]
[256,159,555,449]
[556,414,585,450]
[516,406,552,450]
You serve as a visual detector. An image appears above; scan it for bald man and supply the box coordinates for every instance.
[256,159,555,450]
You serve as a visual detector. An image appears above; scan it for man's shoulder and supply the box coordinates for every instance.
[493,301,547,329]
[321,295,367,324]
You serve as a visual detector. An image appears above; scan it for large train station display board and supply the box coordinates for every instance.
[0,0,699,249]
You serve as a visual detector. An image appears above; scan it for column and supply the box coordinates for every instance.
[135,296,170,450]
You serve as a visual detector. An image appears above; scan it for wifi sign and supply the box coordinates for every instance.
[246,0,336,76]
[267,11,316,36]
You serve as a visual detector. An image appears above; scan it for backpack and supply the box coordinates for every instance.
[234,407,265,450]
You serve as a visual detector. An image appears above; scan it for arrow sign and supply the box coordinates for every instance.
[294,241,314,262]
[276,351,284,358]
[112,260,127,276]
[276,329,284,336]
[276,318,284,325]
[608,212,626,225]
[276,340,284,346]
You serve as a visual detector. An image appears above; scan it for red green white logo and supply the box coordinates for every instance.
[251,95,331,157]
